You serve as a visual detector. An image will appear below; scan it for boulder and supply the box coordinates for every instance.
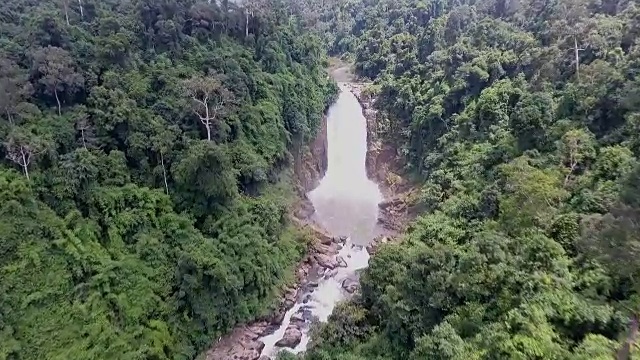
[271,310,286,325]
[308,225,333,245]
[367,236,390,255]
[290,312,305,324]
[227,340,264,360]
[336,255,347,268]
[230,348,260,360]
[314,254,338,269]
[285,287,297,299]
[323,268,338,280]
[342,277,360,294]
[302,294,312,304]
[315,243,334,255]
[275,325,303,349]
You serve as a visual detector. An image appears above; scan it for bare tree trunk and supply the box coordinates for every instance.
[574,36,580,81]
[564,158,577,187]
[78,0,84,19]
[205,124,212,141]
[81,128,87,149]
[204,103,212,141]
[54,88,62,116]
[5,110,13,126]
[161,152,169,195]
[63,0,70,25]
[21,150,29,180]
[245,11,249,39]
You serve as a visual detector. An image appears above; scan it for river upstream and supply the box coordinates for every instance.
[258,83,383,358]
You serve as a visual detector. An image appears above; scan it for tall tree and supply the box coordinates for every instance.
[4,129,45,180]
[0,58,33,126]
[151,124,179,195]
[183,73,233,142]
[31,46,84,116]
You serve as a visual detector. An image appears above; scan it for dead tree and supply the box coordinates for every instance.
[75,114,95,149]
[574,36,585,81]
[60,0,70,25]
[5,137,41,180]
[183,73,233,142]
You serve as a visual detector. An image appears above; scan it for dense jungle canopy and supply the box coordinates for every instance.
[293,0,640,359]
[0,0,337,358]
[5,0,640,359]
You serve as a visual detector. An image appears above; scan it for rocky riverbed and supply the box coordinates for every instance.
[204,226,354,360]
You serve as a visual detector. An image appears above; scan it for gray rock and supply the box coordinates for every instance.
[275,326,303,348]
[271,310,286,325]
[315,254,338,269]
[341,277,360,294]
[323,268,338,279]
[336,255,347,268]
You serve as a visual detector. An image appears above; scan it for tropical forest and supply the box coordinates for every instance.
[0,0,335,358]
[302,0,640,359]
[2,0,640,359]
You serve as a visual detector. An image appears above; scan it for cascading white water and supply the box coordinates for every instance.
[258,83,383,358]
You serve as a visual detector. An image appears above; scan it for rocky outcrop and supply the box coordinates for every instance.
[348,83,417,233]
[204,323,269,360]
[275,325,303,348]
[294,115,328,195]
[348,84,403,196]
[341,274,360,294]
[205,223,348,359]
[366,235,395,256]
[377,193,419,232]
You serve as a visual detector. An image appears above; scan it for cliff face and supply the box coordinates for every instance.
[349,84,404,195]
[291,114,328,221]
[349,83,417,233]
[294,114,328,194]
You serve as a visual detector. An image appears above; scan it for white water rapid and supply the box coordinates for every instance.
[258,83,383,358]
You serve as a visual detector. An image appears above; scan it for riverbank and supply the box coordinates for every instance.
[203,107,344,359]
[203,225,349,360]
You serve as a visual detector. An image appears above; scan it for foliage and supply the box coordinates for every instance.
[0,0,337,358]
[304,0,640,359]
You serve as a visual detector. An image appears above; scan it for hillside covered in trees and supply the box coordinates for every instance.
[0,0,337,358]
[300,0,640,359]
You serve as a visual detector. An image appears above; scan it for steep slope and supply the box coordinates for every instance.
[302,0,640,359]
[0,0,337,359]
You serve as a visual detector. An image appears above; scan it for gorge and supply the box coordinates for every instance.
[258,82,384,357]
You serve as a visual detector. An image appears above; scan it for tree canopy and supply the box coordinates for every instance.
[0,0,337,358]
[300,0,640,359]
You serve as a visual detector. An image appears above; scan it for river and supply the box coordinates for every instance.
[257,83,383,357]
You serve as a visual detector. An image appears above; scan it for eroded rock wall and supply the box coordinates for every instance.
[349,83,417,233]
